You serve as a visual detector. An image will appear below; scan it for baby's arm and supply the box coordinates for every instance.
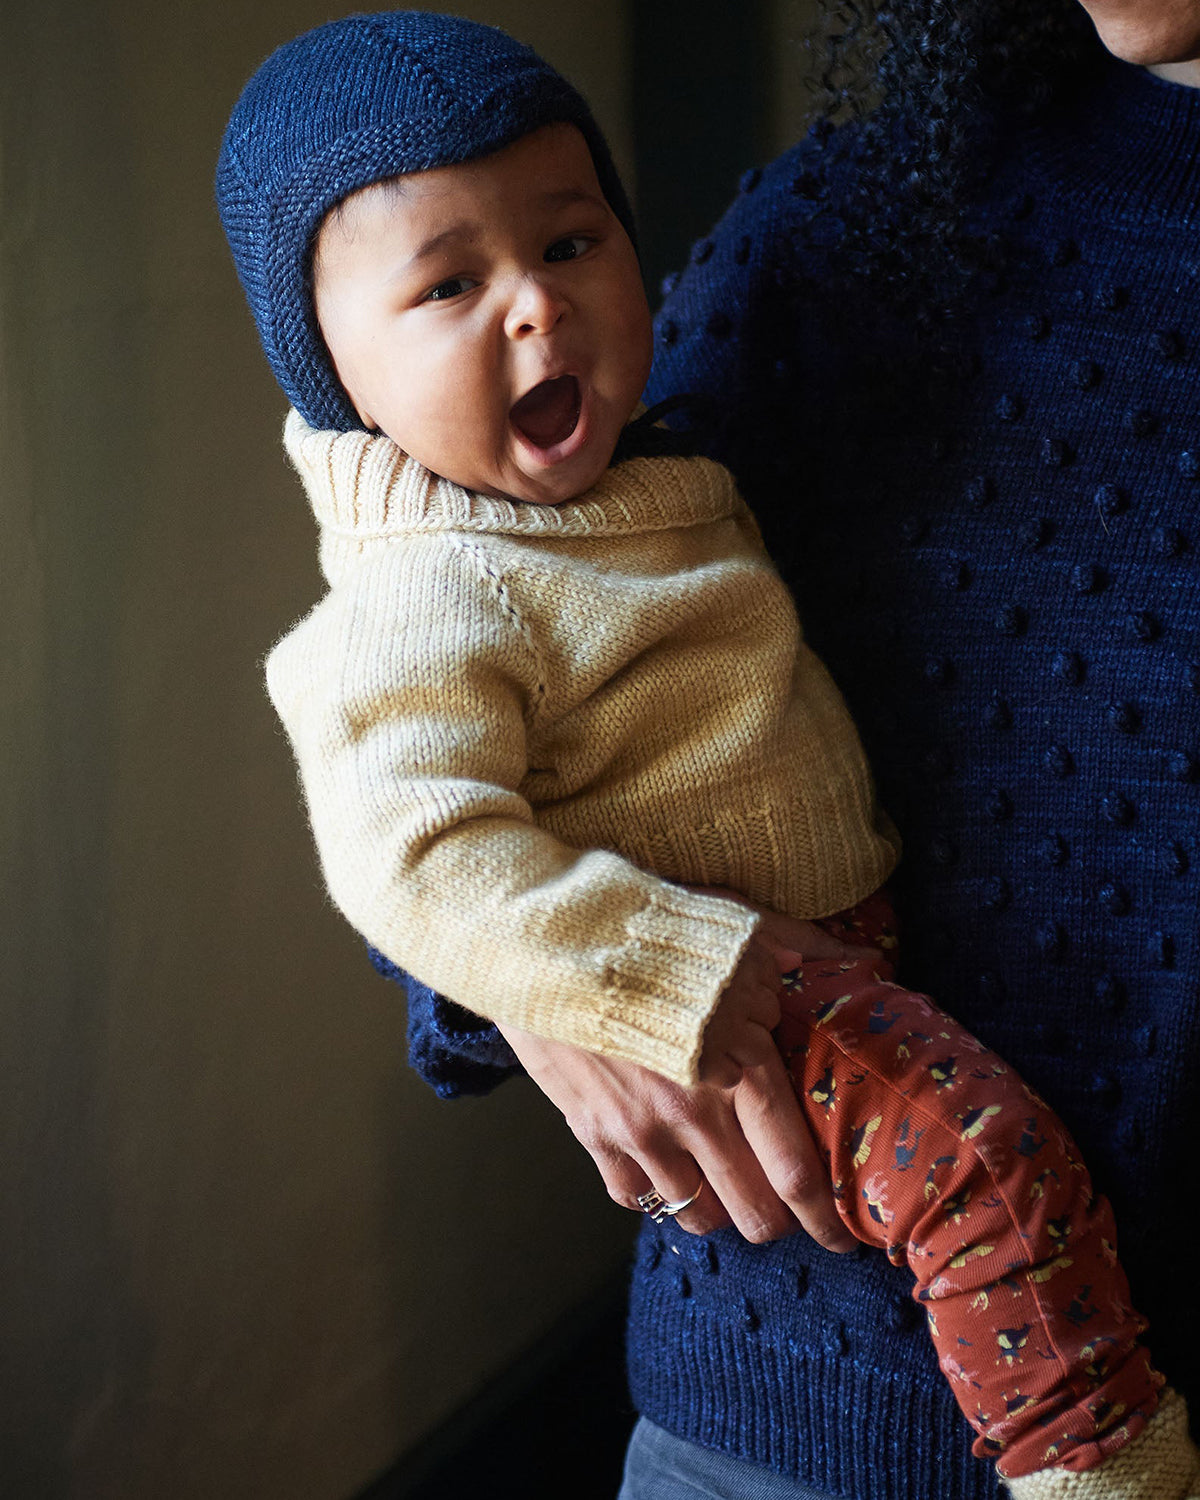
[266,535,759,1086]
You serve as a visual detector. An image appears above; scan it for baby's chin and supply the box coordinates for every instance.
[376,423,617,507]
[481,463,605,508]
[454,444,615,508]
[391,456,592,508]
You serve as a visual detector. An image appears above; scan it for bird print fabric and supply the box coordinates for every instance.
[775,891,1161,1479]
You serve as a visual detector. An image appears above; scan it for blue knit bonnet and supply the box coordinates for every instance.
[216,10,635,432]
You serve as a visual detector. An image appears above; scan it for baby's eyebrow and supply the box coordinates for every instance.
[396,188,608,276]
[535,187,606,212]
[403,221,481,268]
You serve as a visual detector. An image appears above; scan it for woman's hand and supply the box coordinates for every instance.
[497,903,875,1251]
[501,1019,856,1246]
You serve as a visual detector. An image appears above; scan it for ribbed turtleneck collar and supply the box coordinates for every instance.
[282,410,739,539]
[1023,54,1200,226]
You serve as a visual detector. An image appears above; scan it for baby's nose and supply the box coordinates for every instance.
[504,276,567,338]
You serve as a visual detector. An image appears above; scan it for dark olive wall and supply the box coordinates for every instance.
[0,6,635,1497]
[632,0,819,301]
[632,0,773,300]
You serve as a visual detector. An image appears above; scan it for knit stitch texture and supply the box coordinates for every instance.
[270,413,896,1083]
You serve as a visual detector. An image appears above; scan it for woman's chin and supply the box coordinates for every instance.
[1082,6,1200,69]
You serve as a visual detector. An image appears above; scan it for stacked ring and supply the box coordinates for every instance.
[636,1182,704,1224]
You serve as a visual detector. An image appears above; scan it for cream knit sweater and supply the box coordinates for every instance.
[268,412,898,1084]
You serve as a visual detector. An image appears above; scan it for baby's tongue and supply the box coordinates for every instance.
[510,375,580,449]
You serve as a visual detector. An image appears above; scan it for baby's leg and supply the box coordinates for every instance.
[775,892,1161,1481]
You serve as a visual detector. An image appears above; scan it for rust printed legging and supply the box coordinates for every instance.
[775,889,1161,1479]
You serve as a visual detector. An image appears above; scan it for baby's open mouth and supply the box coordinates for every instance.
[510,375,581,450]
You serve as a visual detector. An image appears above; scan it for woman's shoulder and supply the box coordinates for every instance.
[646,130,839,406]
[646,125,869,505]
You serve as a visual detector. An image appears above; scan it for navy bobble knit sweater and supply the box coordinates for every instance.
[405,57,1200,1498]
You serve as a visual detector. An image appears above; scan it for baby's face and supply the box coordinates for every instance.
[313,123,653,506]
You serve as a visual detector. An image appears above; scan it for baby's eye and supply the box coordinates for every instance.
[424,275,476,302]
[544,236,593,264]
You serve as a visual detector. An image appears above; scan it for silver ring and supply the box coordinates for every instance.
[636,1181,704,1223]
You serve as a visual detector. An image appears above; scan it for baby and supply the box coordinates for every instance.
[217,13,1198,1497]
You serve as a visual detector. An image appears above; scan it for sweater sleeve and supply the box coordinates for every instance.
[266,536,760,1086]
[366,945,523,1100]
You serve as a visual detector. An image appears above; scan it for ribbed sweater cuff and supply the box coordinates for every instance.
[598,887,760,1085]
[1003,1391,1200,1500]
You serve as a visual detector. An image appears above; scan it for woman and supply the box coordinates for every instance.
[402,2,1200,1494]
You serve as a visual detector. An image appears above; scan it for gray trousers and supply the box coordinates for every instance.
[618,1419,850,1500]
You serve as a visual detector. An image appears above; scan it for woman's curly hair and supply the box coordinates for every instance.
[804,0,1104,311]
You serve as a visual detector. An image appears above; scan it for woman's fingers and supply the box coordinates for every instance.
[502,1021,734,1232]
[588,1137,731,1234]
[633,1053,816,1244]
[596,1085,773,1238]
[684,1109,803,1243]
[668,1180,733,1234]
[495,1020,849,1248]
[733,1052,857,1252]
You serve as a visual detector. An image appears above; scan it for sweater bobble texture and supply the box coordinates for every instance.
[404,54,1200,1498]
[216,10,634,431]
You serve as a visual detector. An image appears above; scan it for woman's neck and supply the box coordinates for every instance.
[1148,59,1200,88]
